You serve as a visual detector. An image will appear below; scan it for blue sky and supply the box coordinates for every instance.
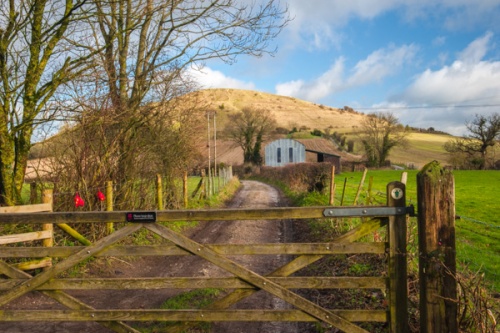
[190,0,500,136]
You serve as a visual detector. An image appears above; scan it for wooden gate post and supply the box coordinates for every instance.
[417,161,457,333]
[387,181,408,333]
[41,189,54,248]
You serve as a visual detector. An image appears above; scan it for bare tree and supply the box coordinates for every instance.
[0,0,289,205]
[225,107,277,165]
[444,113,500,170]
[0,0,92,205]
[49,87,205,211]
[359,112,408,167]
[68,0,289,201]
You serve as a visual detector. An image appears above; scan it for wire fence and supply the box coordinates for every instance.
[458,215,500,229]
[338,179,499,293]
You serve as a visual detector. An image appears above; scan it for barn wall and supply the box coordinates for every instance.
[265,139,306,167]
[324,154,341,171]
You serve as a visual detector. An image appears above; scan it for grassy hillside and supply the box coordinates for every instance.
[195,89,453,167]
[197,88,366,132]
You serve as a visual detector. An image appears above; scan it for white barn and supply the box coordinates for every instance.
[264,139,306,167]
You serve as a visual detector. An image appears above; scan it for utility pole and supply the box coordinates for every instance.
[207,111,212,196]
[213,111,218,193]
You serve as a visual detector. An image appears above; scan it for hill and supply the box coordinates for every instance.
[194,89,451,168]
[195,88,366,133]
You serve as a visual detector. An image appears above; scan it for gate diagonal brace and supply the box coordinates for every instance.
[323,206,413,218]
[0,224,141,307]
[145,223,370,333]
[0,260,139,333]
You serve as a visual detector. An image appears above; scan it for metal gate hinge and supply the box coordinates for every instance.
[323,206,414,218]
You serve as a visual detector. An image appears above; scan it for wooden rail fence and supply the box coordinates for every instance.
[0,173,457,333]
[0,199,53,271]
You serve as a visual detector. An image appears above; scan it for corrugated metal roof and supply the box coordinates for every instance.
[295,138,341,157]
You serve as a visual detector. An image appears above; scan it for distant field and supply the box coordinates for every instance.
[342,131,451,168]
[389,133,451,167]
[337,169,500,291]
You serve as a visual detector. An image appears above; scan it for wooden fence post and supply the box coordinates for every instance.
[183,171,188,208]
[353,168,367,204]
[106,181,114,234]
[340,177,347,206]
[417,161,457,333]
[41,187,54,271]
[400,171,408,185]
[41,189,54,248]
[329,165,335,205]
[156,174,164,210]
[30,182,38,204]
[387,181,408,333]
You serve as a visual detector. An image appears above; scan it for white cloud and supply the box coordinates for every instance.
[284,0,397,50]
[275,44,416,101]
[347,44,418,87]
[402,33,500,106]
[188,67,255,90]
[388,32,500,135]
[282,0,500,50]
[458,31,492,64]
[275,57,345,100]
[275,79,306,98]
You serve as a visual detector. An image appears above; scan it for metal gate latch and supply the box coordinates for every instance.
[323,206,413,218]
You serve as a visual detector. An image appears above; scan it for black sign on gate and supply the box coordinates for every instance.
[126,212,157,223]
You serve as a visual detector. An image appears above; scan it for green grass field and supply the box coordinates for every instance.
[336,169,500,291]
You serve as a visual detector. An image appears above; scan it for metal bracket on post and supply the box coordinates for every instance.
[322,206,413,218]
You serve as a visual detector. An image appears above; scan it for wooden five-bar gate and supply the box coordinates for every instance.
[0,181,410,333]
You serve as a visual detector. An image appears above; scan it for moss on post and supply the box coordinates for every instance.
[417,160,457,333]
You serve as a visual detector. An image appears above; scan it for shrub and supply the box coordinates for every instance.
[259,163,332,194]
[310,129,322,137]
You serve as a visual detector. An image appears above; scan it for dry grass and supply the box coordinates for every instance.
[195,88,366,132]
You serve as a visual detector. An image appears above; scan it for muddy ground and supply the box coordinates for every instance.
[0,180,299,333]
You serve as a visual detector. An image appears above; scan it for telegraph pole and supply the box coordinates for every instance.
[207,111,212,196]
[213,111,218,193]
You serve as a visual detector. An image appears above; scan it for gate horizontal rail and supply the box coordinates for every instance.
[0,309,387,322]
[0,242,386,257]
[0,205,410,224]
[0,276,387,290]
